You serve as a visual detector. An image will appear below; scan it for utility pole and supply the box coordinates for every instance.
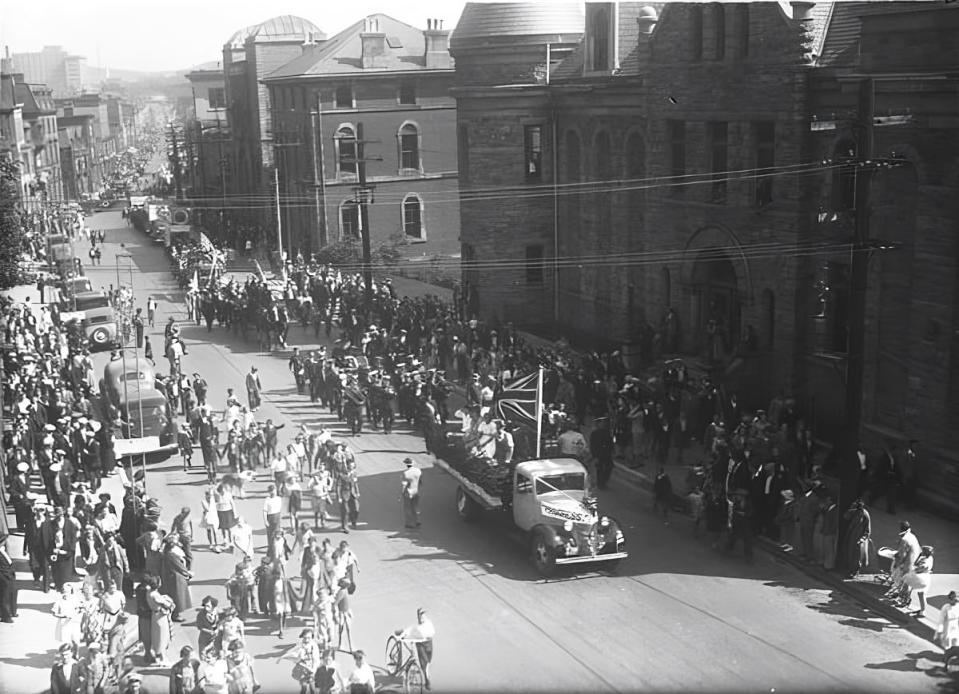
[311,98,328,248]
[169,122,183,201]
[351,122,381,303]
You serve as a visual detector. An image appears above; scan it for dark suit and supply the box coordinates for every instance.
[49,661,81,694]
[41,518,78,590]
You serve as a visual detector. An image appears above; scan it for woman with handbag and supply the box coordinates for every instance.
[903,545,935,616]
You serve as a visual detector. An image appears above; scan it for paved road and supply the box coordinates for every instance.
[2,210,954,693]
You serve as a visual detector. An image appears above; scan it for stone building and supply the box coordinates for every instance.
[451,1,959,510]
[263,13,460,258]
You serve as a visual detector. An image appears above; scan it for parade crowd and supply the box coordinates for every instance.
[2,224,958,694]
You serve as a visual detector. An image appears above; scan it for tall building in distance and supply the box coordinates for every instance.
[11,45,85,97]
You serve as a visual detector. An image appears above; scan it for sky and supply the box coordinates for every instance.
[0,0,471,73]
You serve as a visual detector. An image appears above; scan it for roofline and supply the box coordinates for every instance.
[262,67,455,84]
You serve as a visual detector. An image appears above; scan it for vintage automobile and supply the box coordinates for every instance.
[83,307,120,352]
[59,276,93,297]
[440,456,627,577]
[103,356,157,409]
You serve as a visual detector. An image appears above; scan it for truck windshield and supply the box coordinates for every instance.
[535,473,586,495]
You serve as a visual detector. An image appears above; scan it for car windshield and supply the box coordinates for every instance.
[535,473,586,495]
[121,371,151,383]
[88,315,111,324]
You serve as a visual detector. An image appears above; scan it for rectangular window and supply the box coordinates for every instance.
[334,85,353,109]
[668,120,686,197]
[341,203,360,238]
[398,80,416,105]
[524,125,542,182]
[713,4,726,61]
[710,121,728,203]
[458,125,469,182]
[755,121,775,206]
[526,245,544,284]
[587,3,612,72]
[208,87,226,109]
[826,262,849,353]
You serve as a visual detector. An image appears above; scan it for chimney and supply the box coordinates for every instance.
[1,46,13,75]
[790,1,815,21]
[423,18,451,69]
[360,16,387,69]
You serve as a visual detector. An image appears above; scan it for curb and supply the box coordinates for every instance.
[610,459,938,643]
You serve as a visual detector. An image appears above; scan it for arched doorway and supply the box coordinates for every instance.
[691,250,741,360]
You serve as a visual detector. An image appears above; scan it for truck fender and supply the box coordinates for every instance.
[530,523,564,549]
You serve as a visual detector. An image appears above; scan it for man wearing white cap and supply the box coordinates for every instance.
[401,458,422,529]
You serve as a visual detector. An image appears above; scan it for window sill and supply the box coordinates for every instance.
[405,236,427,244]
[397,169,423,177]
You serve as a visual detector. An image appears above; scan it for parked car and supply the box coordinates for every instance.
[83,307,120,352]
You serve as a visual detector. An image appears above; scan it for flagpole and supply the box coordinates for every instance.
[535,367,544,459]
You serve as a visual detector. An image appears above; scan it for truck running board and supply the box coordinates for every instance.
[555,551,628,566]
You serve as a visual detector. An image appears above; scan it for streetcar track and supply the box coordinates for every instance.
[620,573,856,690]
[453,561,627,693]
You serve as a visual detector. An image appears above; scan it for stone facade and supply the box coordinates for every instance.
[452,1,959,511]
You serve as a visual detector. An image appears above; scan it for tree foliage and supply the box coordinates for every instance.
[313,232,404,269]
[0,158,27,290]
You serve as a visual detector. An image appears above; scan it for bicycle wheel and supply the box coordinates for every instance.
[385,635,402,676]
[404,661,425,694]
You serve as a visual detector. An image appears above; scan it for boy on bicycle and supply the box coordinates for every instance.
[396,607,435,690]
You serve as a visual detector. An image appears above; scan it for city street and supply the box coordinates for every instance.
[1,209,951,694]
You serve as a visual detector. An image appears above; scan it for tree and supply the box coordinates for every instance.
[0,158,28,290]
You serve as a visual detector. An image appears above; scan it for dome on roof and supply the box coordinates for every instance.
[451,2,584,51]
[226,15,325,49]
[638,6,658,20]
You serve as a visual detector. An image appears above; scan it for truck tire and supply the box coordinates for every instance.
[456,486,481,522]
[530,527,557,577]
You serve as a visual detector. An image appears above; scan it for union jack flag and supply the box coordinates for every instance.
[495,370,541,425]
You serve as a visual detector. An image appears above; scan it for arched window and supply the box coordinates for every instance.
[340,201,360,239]
[402,194,424,239]
[398,121,421,172]
[334,124,357,178]
[595,131,611,180]
[762,288,775,348]
[625,132,645,179]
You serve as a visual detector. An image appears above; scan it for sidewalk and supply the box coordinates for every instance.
[612,448,958,643]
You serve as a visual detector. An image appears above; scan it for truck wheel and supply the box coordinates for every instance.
[91,327,110,345]
[531,528,557,577]
[456,486,480,522]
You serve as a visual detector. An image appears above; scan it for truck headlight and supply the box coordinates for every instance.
[599,516,610,528]
[563,520,574,533]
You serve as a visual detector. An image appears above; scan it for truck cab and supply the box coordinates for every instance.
[450,456,627,577]
[82,307,120,352]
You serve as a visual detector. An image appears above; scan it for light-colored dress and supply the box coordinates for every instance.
[904,555,934,592]
[52,593,81,644]
[936,601,958,648]
[147,588,175,661]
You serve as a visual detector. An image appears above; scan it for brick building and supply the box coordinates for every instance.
[262,13,460,258]
[452,2,959,510]
[184,61,230,203]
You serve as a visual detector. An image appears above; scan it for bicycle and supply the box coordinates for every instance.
[384,634,426,694]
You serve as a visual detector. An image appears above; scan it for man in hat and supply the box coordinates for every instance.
[401,458,422,529]
[42,505,78,591]
[192,373,208,407]
[9,462,33,531]
[133,308,144,348]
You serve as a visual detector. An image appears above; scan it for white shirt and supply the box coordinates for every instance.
[402,466,422,497]
[263,495,282,516]
[401,616,435,642]
[271,457,288,475]
[348,662,375,688]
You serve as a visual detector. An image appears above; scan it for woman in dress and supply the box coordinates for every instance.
[51,583,82,648]
[78,582,102,645]
[936,590,958,671]
[273,559,293,639]
[98,580,126,666]
[300,539,320,615]
[200,488,222,553]
[283,628,321,694]
[214,484,236,546]
[160,534,194,621]
[219,606,245,650]
[146,580,176,665]
[840,499,872,577]
[903,545,934,616]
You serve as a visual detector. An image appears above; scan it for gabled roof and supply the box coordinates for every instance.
[816,1,869,67]
[266,14,449,80]
[14,82,55,117]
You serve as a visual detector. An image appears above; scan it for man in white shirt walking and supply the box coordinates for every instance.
[401,458,422,529]
[398,607,435,690]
